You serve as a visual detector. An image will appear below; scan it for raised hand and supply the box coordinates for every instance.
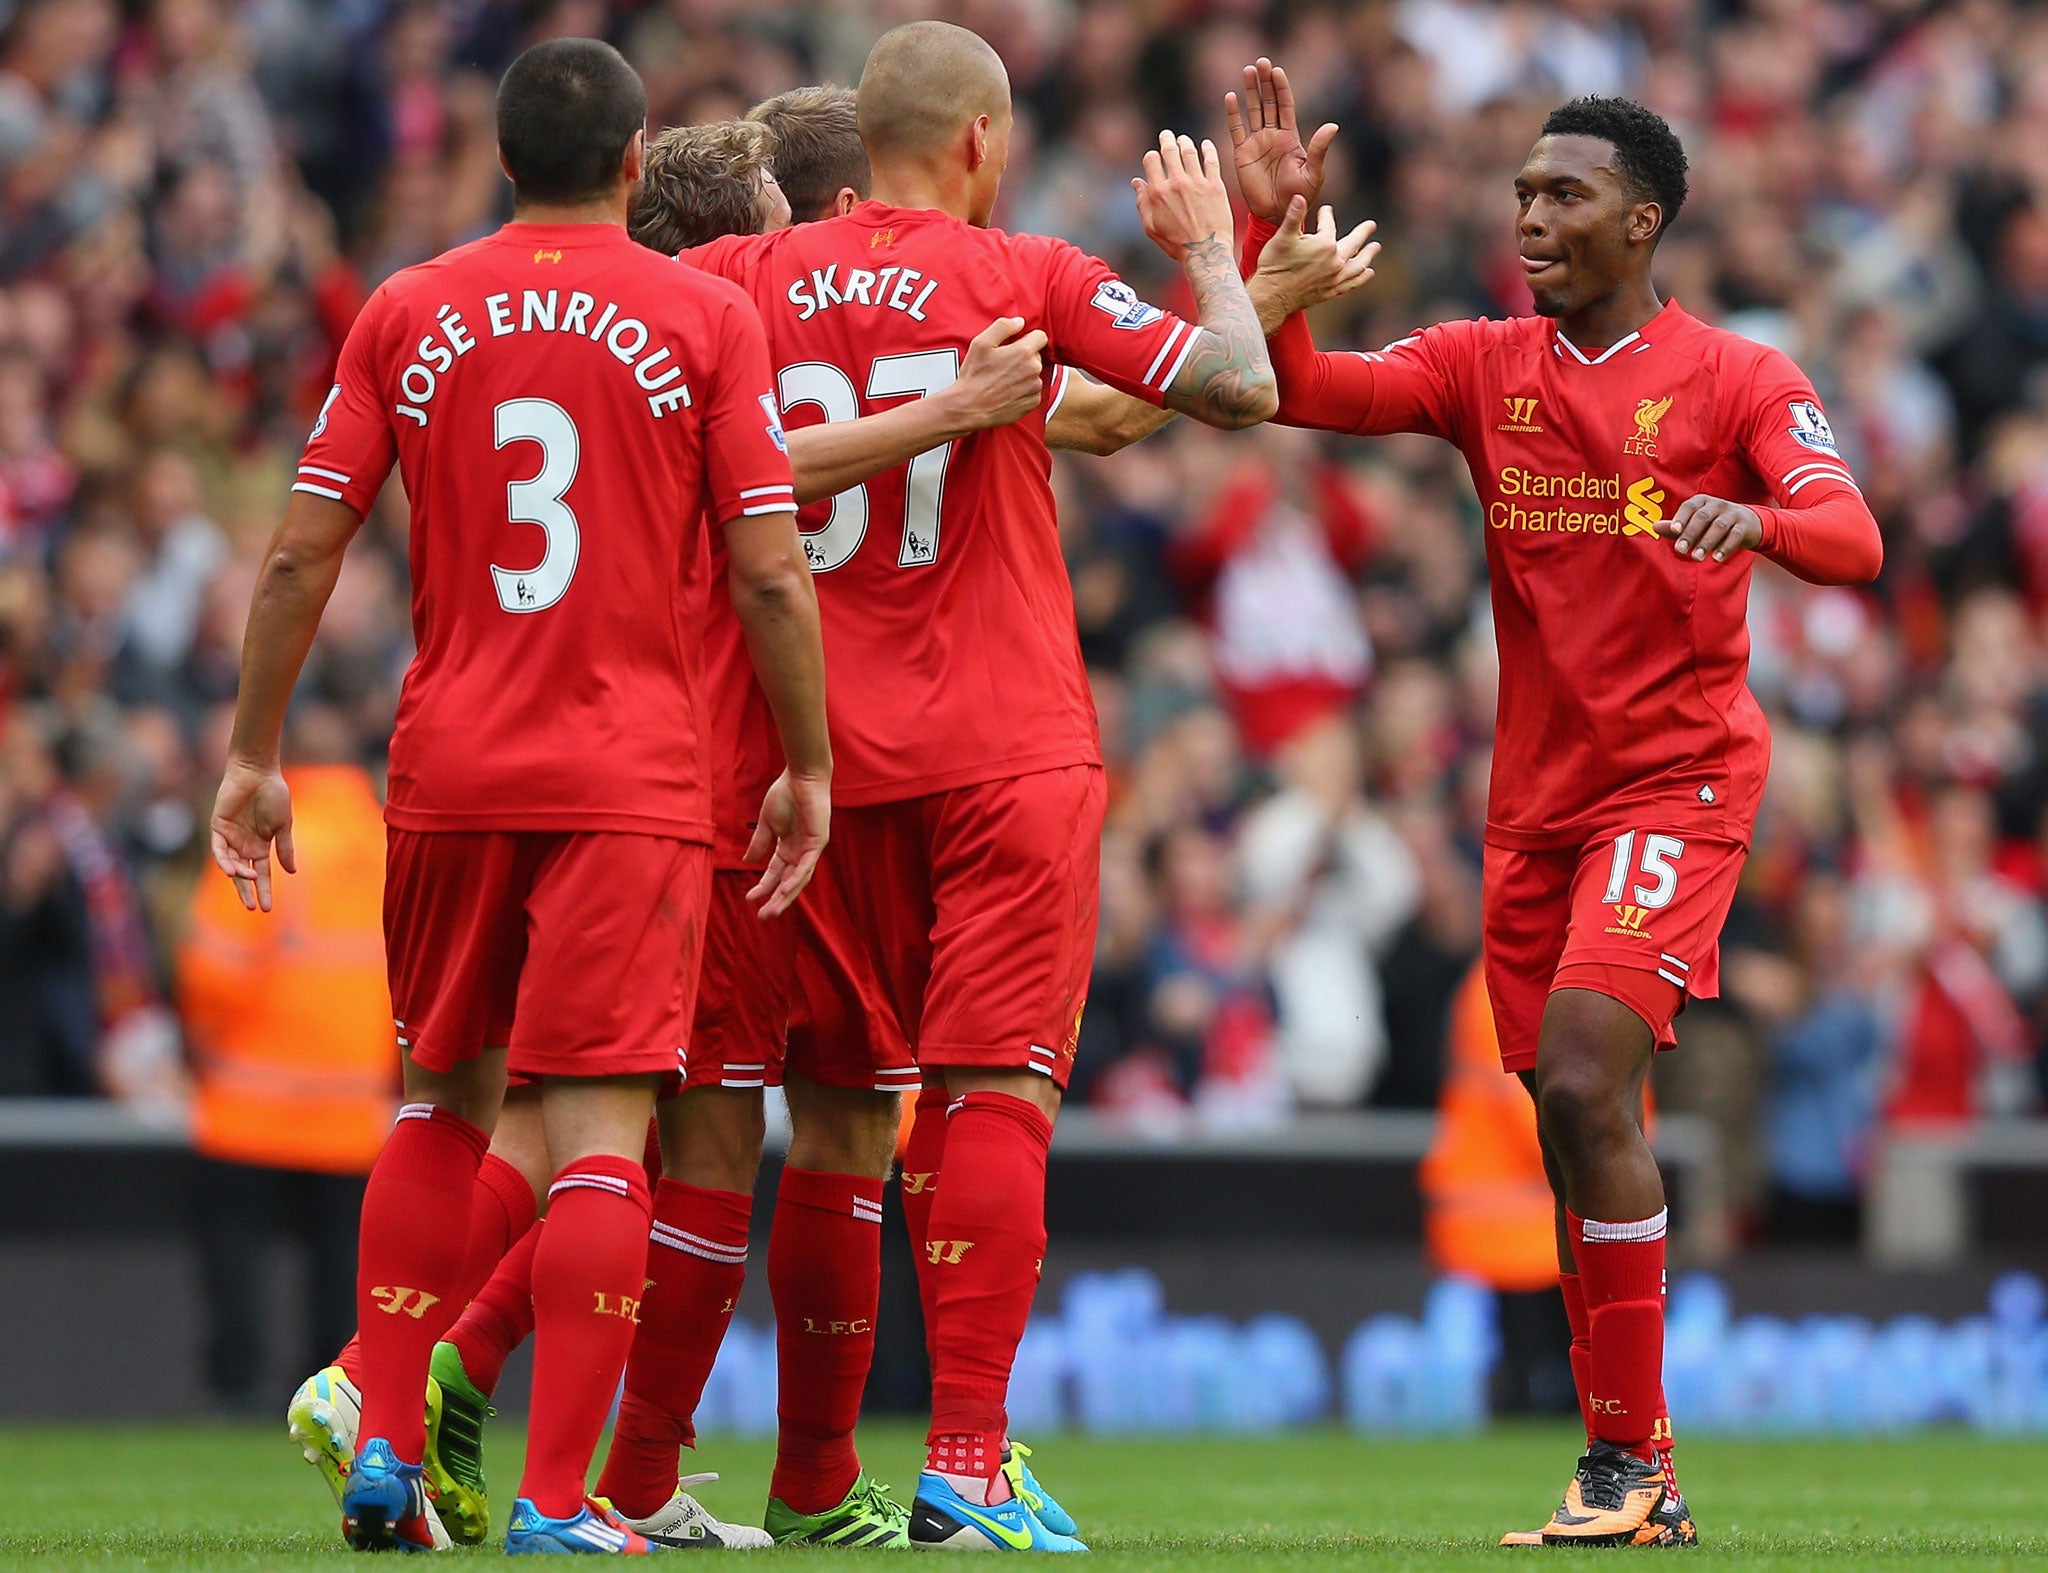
[1248,194,1379,326]
[745,767,831,918]
[211,758,296,912]
[947,316,1051,431]
[1133,130,1236,262]
[1225,57,1337,225]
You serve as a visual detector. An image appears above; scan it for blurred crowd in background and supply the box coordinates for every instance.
[3,0,2048,1253]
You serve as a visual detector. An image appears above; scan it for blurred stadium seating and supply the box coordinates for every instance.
[3,0,2048,1418]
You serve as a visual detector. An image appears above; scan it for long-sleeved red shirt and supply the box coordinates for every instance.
[1250,223,1882,849]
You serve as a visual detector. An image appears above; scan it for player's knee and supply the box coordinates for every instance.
[487,1087,551,1196]
[786,1083,900,1179]
[659,1088,766,1192]
[400,1046,508,1132]
[1534,1056,1643,1172]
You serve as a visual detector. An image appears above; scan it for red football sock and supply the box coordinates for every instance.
[921,1092,1051,1500]
[900,1089,950,1364]
[592,1180,751,1521]
[1560,1270,1593,1443]
[335,1149,533,1391]
[354,1103,489,1460]
[1570,1207,1667,1462]
[520,1156,656,1518]
[767,1166,885,1513]
[446,1219,543,1397]
[464,1151,539,1291]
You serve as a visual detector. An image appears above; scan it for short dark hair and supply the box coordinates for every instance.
[747,86,869,223]
[1541,96,1688,234]
[496,38,647,206]
[630,122,772,253]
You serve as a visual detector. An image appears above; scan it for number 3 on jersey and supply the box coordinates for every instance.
[777,350,959,572]
[490,398,580,613]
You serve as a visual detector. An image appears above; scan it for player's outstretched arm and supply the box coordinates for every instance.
[725,507,831,917]
[211,490,364,911]
[1133,132,1278,430]
[785,317,1047,504]
[1221,55,1435,437]
[1047,196,1376,459]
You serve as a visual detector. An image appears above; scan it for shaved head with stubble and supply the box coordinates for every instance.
[856,21,1013,223]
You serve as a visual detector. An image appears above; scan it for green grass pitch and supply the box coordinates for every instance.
[1,1421,2043,1568]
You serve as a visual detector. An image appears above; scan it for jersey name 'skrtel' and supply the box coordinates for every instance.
[1310,299,1861,850]
[681,201,1197,807]
[296,221,795,840]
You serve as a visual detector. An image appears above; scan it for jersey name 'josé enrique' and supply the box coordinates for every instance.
[297,220,795,842]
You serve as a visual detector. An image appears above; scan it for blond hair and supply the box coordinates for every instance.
[629,120,772,253]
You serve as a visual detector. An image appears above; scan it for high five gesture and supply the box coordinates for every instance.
[1225,57,1338,223]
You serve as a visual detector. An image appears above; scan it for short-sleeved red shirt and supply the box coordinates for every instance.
[682,201,1196,806]
[1268,292,1872,850]
[297,221,795,842]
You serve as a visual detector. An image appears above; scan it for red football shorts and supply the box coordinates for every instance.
[788,764,1106,1091]
[385,829,711,1082]
[785,833,920,1094]
[682,868,798,1090]
[1482,828,1747,1073]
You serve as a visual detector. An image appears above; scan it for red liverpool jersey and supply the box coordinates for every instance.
[682,201,1197,805]
[1267,293,1879,850]
[296,221,796,840]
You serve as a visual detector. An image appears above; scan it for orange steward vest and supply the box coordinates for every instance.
[178,766,394,1172]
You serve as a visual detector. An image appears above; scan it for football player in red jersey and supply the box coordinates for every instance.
[668,19,1316,1551]
[581,92,1374,1551]
[209,38,833,1555]
[284,115,1057,1551]
[1228,61,1881,1547]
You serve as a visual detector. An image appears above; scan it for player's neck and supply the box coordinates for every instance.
[510,190,631,229]
[869,164,975,223]
[1557,277,1664,355]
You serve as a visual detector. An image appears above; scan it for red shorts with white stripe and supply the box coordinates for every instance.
[681,868,798,1091]
[784,829,921,1096]
[1482,828,1747,1074]
[788,765,1105,1091]
[385,829,710,1081]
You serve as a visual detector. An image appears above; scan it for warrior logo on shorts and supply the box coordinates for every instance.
[1606,905,1653,940]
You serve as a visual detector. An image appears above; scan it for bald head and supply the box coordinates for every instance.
[856,21,1010,163]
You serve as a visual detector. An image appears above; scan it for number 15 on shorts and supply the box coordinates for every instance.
[1602,831,1685,916]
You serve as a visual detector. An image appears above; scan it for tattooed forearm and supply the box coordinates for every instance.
[1165,234,1279,429]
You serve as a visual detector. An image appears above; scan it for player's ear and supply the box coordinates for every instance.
[622,127,646,186]
[967,114,990,172]
[1629,199,1663,247]
[834,187,859,218]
